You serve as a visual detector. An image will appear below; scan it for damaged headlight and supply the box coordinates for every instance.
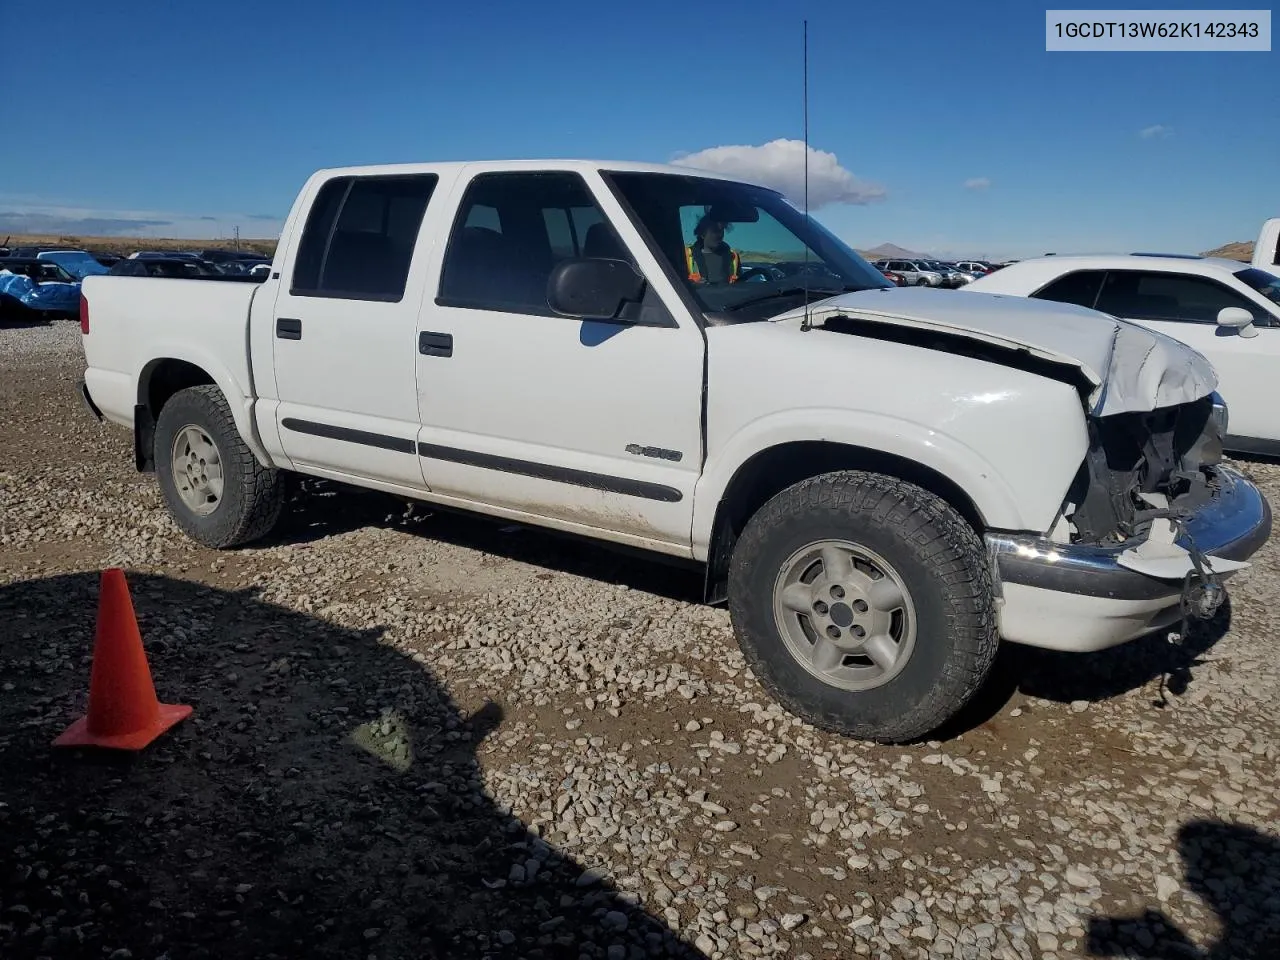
[1209,391,1228,438]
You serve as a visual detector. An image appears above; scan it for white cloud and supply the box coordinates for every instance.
[1139,124,1173,139]
[672,139,885,209]
[963,177,991,191]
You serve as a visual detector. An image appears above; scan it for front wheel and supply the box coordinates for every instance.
[154,385,285,549]
[727,470,998,743]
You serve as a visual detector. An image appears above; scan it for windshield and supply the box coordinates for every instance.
[42,251,108,279]
[603,171,890,319]
[1234,267,1280,308]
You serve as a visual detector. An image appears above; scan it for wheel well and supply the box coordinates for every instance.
[134,359,215,472]
[702,441,987,605]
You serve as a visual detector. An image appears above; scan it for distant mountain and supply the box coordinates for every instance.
[861,243,928,260]
[1200,241,1254,262]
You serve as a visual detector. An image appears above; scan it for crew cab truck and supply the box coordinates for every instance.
[78,161,1273,743]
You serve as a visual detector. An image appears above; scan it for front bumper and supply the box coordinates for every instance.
[986,465,1271,651]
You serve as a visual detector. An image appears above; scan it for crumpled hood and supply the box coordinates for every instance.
[769,287,1217,415]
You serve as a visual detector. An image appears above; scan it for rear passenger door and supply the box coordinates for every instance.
[414,169,705,551]
[267,173,440,491]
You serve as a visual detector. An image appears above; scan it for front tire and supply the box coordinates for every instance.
[154,385,285,549]
[727,470,998,743]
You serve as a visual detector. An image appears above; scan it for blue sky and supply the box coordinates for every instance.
[1,0,1274,258]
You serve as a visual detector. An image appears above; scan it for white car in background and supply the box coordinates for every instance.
[873,259,943,287]
[965,254,1280,454]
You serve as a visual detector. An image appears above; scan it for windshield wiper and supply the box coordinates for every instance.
[722,285,853,312]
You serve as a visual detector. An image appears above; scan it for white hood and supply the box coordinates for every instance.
[769,287,1217,416]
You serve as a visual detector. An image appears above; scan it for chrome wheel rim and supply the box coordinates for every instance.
[170,425,224,517]
[772,539,916,692]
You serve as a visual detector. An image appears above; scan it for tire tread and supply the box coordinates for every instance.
[728,470,998,743]
[156,385,284,549]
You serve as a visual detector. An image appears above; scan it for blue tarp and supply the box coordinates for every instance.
[0,272,81,313]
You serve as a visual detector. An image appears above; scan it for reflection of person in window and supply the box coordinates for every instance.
[685,216,740,285]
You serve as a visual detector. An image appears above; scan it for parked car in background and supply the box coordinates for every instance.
[0,257,82,320]
[879,269,908,286]
[874,259,942,287]
[7,247,111,280]
[128,251,205,262]
[78,157,1270,744]
[965,254,1280,454]
[37,249,111,280]
[953,260,993,277]
[922,260,966,287]
[947,263,985,283]
[200,250,269,273]
[201,249,272,265]
[109,257,227,278]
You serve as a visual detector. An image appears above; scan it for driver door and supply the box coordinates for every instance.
[413,168,705,552]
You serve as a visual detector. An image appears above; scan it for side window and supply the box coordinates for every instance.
[1095,271,1260,323]
[542,208,575,258]
[466,205,502,232]
[1032,271,1104,309]
[290,173,437,301]
[437,171,635,316]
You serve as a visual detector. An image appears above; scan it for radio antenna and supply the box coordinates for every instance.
[800,19,813,331]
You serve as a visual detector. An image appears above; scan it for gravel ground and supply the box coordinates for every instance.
[2,319,1279,960]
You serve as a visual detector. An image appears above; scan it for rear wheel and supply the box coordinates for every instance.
[154,385,284,548]
[727,470,998,743]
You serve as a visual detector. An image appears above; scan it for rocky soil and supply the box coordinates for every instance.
[2,319,1278,959]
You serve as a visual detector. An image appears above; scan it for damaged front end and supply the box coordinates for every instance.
[1061,392,1224,546]
[988,390,1272,637]
[1054,392,1245,619]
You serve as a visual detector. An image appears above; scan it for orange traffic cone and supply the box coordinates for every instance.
[53,568,193,750]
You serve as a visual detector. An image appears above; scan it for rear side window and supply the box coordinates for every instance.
[1032,271,1104,309]
[1095,270,1262,324]
[290,174,437,301]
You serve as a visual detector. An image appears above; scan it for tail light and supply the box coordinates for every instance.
[79,293,89,334]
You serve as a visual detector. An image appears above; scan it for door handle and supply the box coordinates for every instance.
[277,318,302,340]
[419,331,453,357]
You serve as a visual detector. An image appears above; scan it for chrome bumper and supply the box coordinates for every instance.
[986,465,1272,602]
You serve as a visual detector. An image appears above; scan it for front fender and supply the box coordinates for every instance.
[136,344,273,469]
[692,409,1041,558]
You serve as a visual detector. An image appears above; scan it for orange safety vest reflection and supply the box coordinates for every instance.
[686,244,739,283]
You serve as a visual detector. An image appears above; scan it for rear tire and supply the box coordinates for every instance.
[154,385,284,549]
[727,470,998,743]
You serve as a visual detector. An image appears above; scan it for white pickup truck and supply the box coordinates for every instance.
[78,160,1272,743]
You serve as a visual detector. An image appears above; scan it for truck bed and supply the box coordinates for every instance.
[80,274,267,434]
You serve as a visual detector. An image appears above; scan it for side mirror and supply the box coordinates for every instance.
[547,258,646,322]
[1217,306,1258,339]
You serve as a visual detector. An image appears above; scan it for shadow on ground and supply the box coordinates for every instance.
[0,309,54,328]
[1087,819,1280,959]
[0,571,704,960]
[267,478,705,605]
[932,600,1233,739]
